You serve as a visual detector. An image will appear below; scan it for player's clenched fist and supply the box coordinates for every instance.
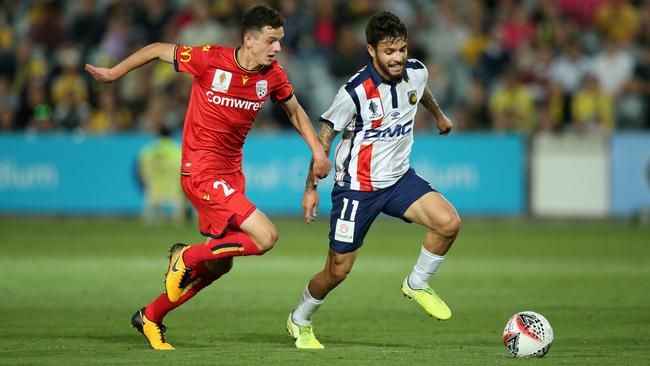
[436,114,453,136]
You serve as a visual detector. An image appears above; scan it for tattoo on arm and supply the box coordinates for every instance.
[420,87,444,119]
[305,123,338,190]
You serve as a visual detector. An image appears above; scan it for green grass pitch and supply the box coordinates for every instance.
[1,217,649,365]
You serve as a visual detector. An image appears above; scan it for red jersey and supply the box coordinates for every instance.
[174,44,294,175]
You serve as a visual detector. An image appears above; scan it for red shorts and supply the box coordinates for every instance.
[181,171,256,238]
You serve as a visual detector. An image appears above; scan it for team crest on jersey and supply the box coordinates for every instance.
[256,80,268,99]
[363,97,384,121]
[211,69,232,93]
[408,90,418,105]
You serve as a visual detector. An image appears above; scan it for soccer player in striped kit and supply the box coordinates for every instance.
[287,11,461,349]
[86,5,331,350]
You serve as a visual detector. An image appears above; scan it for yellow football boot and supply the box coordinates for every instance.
[165,243,196,302]
[285,313,325,349]
[401,278,452,320]
[131,308,174,350]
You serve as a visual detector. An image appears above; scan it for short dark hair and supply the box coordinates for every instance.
[241,5,285,37]
[365,11,408,48]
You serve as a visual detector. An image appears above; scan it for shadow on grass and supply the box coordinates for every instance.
[223,332,410,349]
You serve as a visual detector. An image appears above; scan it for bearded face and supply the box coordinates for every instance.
[368,37,407,81]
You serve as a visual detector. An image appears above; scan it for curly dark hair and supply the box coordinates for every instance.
[241,5,285,37]
[365,11,408,48]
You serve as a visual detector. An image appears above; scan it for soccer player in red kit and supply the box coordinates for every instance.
[86,5,331,350]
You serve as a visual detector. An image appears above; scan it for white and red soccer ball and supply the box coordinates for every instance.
[503,311,554,358]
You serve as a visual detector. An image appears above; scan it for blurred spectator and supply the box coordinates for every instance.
[635,46,650,125]
[513,40,543,85]
[138,125,184,224]
[311,0,337,58]
[426,0,474,107]
[178,0,226,46]
[113,42,151,111]
[546,39,590,123]
[589,37,635,96]
[99,15,132,63]
[380,0,415,28]
[425,59,452,110]
[637,0,650,47]
[620,45,650,129]
[0,75,16,130]
[328,24,366,84]
[496,4,536,52]
[11,38,47,96]
[52,88,90,131]
[571,73,613,134]
[86,87,133,133]
[539,82,566,132]
[50,45,88,106]
[68,0,104,57]
[278,0,310,54]
[557,0,604,27]
[548,40,590,95]
[137,92,183,132]
[0,12,15,78]
[427,1,469,66]
[476,27,511,85]
[595,0,640,45]
[27,0,66,54]
[455,78,490,130]
[534,1,561,46]
[18,78,54,131]
[460,18,489,67]
[489,69,535,133]
[133,0,174,44]
[527,44,554,101]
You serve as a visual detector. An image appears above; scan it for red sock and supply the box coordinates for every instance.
[144,263,220,323]
[183,231,261,268]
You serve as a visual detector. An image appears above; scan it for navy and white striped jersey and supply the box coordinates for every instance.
[321,59,428,191]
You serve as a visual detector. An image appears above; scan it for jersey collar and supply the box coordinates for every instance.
[367,60,409,85]
[233,47,265,73]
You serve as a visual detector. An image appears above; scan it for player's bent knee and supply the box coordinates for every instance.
[439,212,461,239]
[256,226,279,253]
[327,265,351,284]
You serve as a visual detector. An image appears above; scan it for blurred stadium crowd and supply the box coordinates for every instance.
[1,0,650,135]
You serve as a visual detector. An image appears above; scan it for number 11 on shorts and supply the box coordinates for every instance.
[335,198,359,244]
[340,197,359,221]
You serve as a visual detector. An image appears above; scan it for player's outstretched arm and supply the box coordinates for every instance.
[281,96,332,179]
[85,42,176,83]
[302,123,338,224]
[421,87,453,135]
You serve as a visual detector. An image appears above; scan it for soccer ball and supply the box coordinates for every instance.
[502,311,554,358]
